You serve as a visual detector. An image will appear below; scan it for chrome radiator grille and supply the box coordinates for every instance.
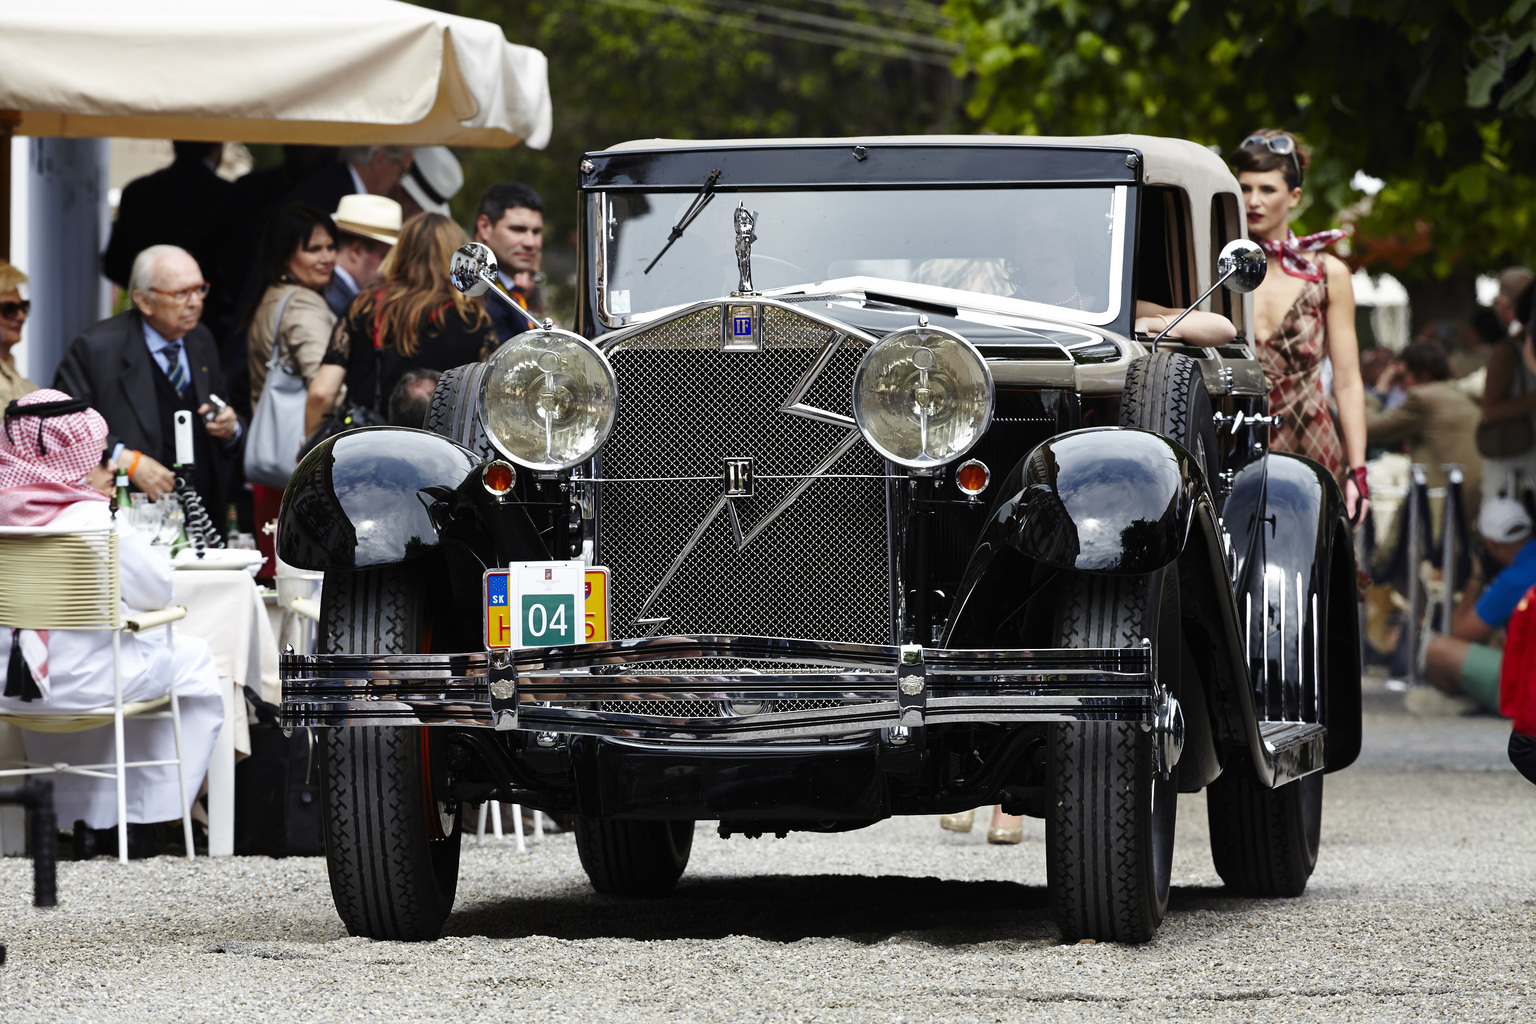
[596,304,892,652]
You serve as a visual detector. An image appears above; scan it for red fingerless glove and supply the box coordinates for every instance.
[1350,465,1370,500]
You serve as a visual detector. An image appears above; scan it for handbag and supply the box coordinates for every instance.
[243,289,308,487]
[234,686,323,857]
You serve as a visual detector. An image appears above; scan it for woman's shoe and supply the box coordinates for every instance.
[939,810,975,833]
[987,811,1024,845]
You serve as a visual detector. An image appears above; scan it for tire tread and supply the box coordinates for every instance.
[320,568,460,941]
[573,818,694,896]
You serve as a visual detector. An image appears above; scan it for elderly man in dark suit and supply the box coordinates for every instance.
[54,245,241,511]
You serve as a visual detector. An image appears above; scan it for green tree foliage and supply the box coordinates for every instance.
[945,0,1536,303]
[413,1,962,269]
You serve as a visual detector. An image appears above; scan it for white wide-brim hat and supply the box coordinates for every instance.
[401,146,464,217]
[333,193,402,247]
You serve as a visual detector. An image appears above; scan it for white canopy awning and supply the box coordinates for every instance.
[0,0,551,148]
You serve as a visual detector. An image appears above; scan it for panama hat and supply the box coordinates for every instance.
[333,193,401,247]
[401,146,464,217]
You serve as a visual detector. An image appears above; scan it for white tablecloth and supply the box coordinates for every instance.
[172,567,281,856]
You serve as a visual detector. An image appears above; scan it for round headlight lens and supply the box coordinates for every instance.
[479,328,618,470]
[852,326,993,468]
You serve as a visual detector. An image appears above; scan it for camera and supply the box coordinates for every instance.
[201,393,228,425]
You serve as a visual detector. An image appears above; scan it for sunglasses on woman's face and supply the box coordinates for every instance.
[1240,134,1302,178]
[0,300,29,319]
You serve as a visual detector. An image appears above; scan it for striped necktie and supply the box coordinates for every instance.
[162,340,190,393]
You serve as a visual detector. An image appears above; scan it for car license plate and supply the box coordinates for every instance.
[484,564,608,649]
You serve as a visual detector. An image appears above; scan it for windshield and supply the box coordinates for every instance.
[598,186,1125,326]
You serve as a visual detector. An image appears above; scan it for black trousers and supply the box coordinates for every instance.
[1510,732,1536,786]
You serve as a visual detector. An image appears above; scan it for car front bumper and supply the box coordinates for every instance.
[281,634,1174,745]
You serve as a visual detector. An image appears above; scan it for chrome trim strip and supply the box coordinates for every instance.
[598,297,880,354]
[779,330,857,429]
[282,635,1158,737]
[635,494,731,632]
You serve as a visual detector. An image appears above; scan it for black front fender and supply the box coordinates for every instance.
[1004,427,1201,574]
[278,427,480,571]
[1227,452,1361,772]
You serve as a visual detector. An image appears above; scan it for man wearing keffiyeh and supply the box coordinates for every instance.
[0,389,223,842]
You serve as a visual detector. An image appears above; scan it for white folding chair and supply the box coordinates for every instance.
[0,524,194,863]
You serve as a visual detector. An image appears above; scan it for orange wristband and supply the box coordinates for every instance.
[126,449,142,478]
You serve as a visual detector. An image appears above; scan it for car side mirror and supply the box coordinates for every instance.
[1217,239,1266,294]
[450,242,497,298]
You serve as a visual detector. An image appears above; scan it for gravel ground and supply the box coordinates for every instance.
[2,683,1532,1023]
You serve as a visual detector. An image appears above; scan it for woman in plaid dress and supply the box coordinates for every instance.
[1233,131,1370,524]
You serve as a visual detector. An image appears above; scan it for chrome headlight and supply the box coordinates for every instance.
[478,328,618,470]
[852,326,993,468]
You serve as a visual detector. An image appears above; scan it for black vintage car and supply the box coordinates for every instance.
[280,134,1361,944]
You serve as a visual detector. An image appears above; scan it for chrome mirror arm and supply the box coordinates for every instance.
[450,241,543,332]
[1151,267,1236,352]
[1151,238,1266,351]
[478,272,542,331]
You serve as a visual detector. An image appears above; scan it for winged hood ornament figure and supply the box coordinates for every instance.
[733,202,758,296]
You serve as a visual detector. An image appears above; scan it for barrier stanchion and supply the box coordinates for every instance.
[1405,465,1427,686]
[1440,466,1463,638]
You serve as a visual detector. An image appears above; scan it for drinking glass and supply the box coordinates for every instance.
[128,502,163,539]
[157,499,185,546]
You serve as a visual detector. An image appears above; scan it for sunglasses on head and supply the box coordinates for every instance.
[0,300,29,319]
[1240,133,1302,178]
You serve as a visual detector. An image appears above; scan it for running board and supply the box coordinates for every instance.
[1257,721,1327,787]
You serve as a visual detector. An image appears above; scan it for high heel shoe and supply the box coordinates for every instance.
[987,812,1024,845]
[939,810,975,833]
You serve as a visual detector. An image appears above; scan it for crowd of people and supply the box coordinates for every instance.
[0,144,552,851]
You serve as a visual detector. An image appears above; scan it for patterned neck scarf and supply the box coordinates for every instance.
[1258,228,1348,282]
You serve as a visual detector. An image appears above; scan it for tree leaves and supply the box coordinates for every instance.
[947,0,1536,288]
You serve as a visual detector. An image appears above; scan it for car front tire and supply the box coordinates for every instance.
[319,567,462,941]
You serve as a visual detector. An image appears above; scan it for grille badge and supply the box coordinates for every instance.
[722,303,761,352]
[723,457,755,497]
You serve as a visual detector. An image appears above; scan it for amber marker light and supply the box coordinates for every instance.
[956,459,990,498]
[482,460,517,497]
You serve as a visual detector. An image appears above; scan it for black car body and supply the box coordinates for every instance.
[280,135,1361,943]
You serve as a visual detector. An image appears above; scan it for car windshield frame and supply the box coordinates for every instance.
[592,184,1129,331]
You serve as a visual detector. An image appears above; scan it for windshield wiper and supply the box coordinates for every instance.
[643,168,721,274]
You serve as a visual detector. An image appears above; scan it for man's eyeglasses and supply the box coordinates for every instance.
[147,283,210,305]
[1240,133,1302,178]
[0,300,29,319]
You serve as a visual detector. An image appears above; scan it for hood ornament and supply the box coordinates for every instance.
[733,203,759,296]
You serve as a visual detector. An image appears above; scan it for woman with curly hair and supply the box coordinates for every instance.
[1233,130,1370,523]
[307,213,496,434]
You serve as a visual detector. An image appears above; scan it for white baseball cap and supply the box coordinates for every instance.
[1478,497,1533,544]
[400,146,463,217]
